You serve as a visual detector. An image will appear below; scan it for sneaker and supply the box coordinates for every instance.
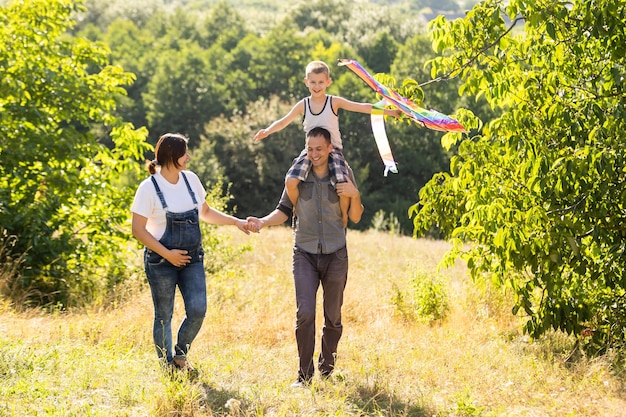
[290,376,311,388]
[320,371,333,380]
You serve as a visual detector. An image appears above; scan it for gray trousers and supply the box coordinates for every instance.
[292,246,348,380]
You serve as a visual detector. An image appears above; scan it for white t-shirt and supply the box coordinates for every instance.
[131,170,207,240]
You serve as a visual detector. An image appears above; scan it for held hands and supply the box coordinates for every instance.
[233,218,251,235]
[245,217,264,233]
[229,217,264,234]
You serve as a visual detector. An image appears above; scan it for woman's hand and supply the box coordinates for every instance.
[166,249,192,267]
[234,218,251,234]
[245,217,264,233]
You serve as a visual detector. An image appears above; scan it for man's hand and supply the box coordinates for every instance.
[245,217,264,233]
[336,177,359,198]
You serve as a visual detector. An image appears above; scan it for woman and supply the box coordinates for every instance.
[131,133,249,370]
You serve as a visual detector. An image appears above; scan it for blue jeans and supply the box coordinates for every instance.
[292,246,348,380]
[145,252,207,363]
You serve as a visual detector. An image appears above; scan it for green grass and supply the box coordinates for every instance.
[1,227,625,416]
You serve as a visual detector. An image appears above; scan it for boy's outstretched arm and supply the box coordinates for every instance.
[253,99,305,142]
[333,96,402,118]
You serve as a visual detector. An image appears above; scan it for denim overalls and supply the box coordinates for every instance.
[144,172,207,363]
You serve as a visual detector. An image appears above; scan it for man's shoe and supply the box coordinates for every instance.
[290,376,311,388]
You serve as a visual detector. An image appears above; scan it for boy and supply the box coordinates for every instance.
[253,60,399,227]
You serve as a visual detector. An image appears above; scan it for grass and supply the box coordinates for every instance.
[1,226,625,416]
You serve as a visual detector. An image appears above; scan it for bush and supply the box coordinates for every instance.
[392,269,449,323]
[0,230,31,309]
[370,210,402,235]
[1,0,150,308]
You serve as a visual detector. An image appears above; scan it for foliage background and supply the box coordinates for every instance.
[73,0,487,234]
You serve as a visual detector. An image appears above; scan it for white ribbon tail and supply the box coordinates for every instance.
[371,102,398,176]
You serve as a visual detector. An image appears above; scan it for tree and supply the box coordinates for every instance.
[197,1,249,51]
[197,96,303,217]
[412,0,626,352]
[76,0,164,31]
[0,0,150,307]
[289,0,352,37]
[101,19,154,135]
[142,42,228,142]
[242,24,318,101]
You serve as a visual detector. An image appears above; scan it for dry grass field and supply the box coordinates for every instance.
[1,226,625,416]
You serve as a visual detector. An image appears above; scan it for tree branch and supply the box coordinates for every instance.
[419,16,525,88]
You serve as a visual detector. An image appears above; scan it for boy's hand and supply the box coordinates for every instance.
[253,129,269,142]
[388,109,402,119]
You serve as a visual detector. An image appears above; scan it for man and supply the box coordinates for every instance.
[247,126,364,387]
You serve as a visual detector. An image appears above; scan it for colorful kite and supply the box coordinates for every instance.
[338,59,466,132]
[338,59,465,176]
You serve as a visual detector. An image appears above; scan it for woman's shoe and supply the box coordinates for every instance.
[172,355,194,371]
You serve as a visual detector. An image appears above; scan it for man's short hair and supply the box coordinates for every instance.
[306,126,331,144]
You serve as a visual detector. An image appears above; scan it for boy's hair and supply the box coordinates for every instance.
[307,126,331,144]
[305,60,330,77]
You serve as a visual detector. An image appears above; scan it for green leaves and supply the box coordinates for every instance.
[413,0,626,351]
[0,0,150,307]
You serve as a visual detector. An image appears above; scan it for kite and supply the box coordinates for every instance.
[370,101,398,176]
[338,59,466,175]
[338,59,466,132]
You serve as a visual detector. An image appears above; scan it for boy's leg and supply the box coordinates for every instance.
[286,177,300,207]
[285,150,311,211]
[329,150,350,228]
[339,195,350,228]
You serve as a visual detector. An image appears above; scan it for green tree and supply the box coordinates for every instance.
[0,0,150,307]
[77,0,164,31]
[143,42,228,142]
[289,0,352,36]
[412,0,626,352]
[197,96,303,217]
[101,19,154,135]
[243,24,318,100]
[359,31,399,74]
[197,1,249,51]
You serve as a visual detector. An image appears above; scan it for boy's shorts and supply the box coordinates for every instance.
[286,148,349,187]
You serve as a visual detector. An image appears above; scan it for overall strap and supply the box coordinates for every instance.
[181,172,198,205]
[150,176,168,210]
